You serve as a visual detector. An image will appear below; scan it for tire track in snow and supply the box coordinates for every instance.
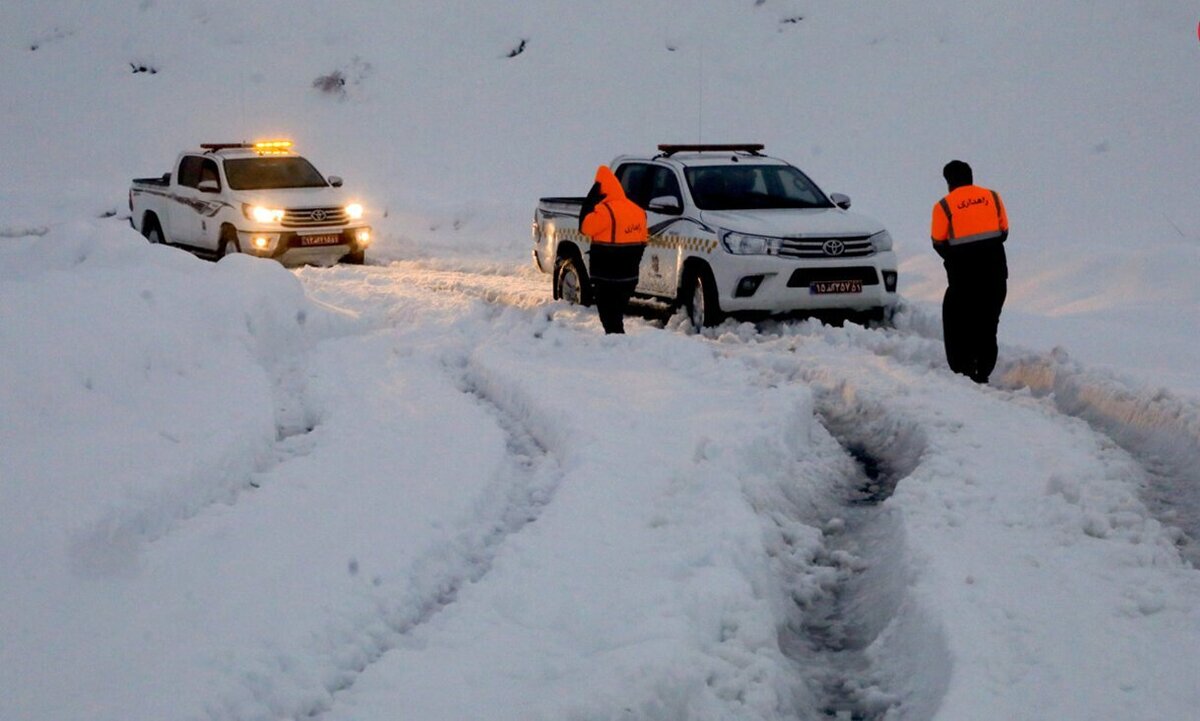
[776,384,946,721]
[320,260,1200,565]
[736,308,1200,567]
[270,353,565,721]
[68,349,323,576]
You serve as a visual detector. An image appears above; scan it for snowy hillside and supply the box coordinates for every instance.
[2,2,1199,720]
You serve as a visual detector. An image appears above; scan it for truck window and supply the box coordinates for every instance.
[647,166,682,206]
[177,156,204,188]
[199,159,220,190]
[223,157,329,190]
[615,163,651,207]
[684,165,833,210]
[615,163,681,210]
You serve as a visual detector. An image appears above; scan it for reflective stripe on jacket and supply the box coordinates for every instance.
[581,165,648,246]
[931,185,1008,247]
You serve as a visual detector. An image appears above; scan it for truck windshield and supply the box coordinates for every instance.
[223,157,329,190]
[684,165,833,210]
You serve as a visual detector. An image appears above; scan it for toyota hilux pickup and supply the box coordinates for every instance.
[129,140,371,265]
[532,144,899,329]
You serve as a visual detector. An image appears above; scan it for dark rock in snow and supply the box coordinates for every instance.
[506,39,527,58]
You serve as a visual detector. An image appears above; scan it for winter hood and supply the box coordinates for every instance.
[594,165,626,201]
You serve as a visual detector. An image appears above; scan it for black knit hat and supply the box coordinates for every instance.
[943,160,973,189]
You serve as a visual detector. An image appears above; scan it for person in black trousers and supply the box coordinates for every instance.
[930,160,1009,383]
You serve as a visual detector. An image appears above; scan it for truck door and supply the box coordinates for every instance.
[170,155,221,249]
[615,163,684,297]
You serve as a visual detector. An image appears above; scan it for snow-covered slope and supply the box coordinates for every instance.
[3,0,1196,386]
[2,2,1199,720]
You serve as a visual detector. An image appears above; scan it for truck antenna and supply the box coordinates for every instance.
[239,69,248,139]
[696,45,704,144]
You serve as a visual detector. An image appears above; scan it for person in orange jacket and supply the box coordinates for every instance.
[930,160,1009,384]
[579,165,648,334]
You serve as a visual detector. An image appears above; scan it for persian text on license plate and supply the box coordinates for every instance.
[810,279,863,295]
[299,233,342,247]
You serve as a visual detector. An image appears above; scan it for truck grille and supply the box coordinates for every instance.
[778,235,874,259]
[282,206,348,228]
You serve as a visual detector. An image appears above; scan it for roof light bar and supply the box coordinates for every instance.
[199,140,295,155]
[657,144,765,157]
[253,140,293,154]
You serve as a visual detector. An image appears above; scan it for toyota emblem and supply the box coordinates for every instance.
[822,239,846,257]
[311,209,328,222]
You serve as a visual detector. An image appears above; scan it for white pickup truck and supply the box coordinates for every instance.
[129,140,371,265]
[532,144,899,328]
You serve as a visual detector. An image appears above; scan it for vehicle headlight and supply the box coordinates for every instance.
[345,203,364,220]
[870,229,893,252]
[721,231,781,256]
[243,204,284,223]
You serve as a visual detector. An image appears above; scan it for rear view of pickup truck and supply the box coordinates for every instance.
[129,140,371,266]
[533,144,899,329]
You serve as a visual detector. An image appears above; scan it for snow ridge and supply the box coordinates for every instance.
[1000,349,1200,564]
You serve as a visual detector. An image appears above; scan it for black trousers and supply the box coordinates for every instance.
[588,244,645,335]
[942,277,1007,383]
[593,279,637,334]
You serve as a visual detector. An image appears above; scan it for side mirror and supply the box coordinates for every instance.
[647,195,683,215]
[328,176,344,188]
[830,193,852,210]
[198,179,220,193]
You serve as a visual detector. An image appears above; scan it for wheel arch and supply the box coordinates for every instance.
[553,242,593,306]
[217,222,241,257]
[678,256,717,296]
[555,239,586,265]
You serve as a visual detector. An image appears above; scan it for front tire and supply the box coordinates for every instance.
[341,249,365,265]
[218,231,240,259]
[554,254,592,306]
[683,266,722,331]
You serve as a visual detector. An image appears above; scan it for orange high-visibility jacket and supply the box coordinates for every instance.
[931,185,1008,247]
[581,166,648,245]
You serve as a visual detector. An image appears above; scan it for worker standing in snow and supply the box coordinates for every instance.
[579,165,648,334]
[930,160,1009,384]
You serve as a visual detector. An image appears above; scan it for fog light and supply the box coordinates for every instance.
[355,228,372,246]
[735,275,765,298]
[241,233,280,253]
[882,270,898,292]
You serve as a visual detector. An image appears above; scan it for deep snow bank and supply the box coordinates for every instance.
[0,222,351,718]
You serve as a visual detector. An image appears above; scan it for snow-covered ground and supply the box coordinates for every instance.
[2,2,1199,720]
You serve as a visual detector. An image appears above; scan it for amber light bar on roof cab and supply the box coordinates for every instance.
[253,140,293,155]
[199,140,294,155]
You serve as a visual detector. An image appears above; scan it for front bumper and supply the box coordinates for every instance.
[238,225,371,266]
[712,251,899,313]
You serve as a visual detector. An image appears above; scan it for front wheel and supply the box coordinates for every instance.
[218,233,240,259]
[341,249,365,265]
[683,267,722,331]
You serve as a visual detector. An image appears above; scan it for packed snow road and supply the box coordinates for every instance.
[3,239,1199,721]
[293,260,1200,721]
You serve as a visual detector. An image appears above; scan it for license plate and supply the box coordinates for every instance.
[299,233,342,246]
[810,280,863,294]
